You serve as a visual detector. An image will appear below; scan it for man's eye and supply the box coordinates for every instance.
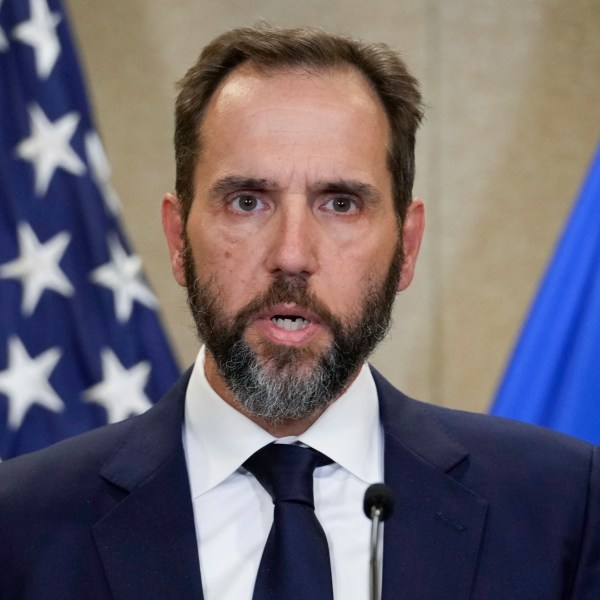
[231,194,264,212]
[325,197,357,213]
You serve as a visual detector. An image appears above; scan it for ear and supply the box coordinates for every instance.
[161,192,187,287]
[398,198,425,292]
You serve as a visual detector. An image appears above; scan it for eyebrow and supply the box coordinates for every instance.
[209,176,275,199]
[315,179,383,204]
[209,175,383,203]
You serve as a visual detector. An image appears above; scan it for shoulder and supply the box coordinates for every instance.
[374,372,600,593]
[430,395,592,458]
[0,371,191,592]
[0,413,137,512]
[430,401,597,489]
[372,366,597,487]
[0,414,140,583]
[0,368,190,511]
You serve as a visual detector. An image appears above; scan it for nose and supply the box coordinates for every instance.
[265,197,319,278]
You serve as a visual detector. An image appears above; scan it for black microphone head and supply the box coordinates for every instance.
[363,483,394,522]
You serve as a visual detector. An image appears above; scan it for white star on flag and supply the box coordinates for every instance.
[90,234,157,322]
[11,0,61,79]
[15,103,85,197]
[0,336,64,430]
[0,1,8,52]
[85,130,121,216]
[84,348,152,423]
[0,222,73,316]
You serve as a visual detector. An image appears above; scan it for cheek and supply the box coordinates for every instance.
[190,230,266,307]
[328,237,398,301]
[187,217,238,268]
[195,242,236,279]
[211,237,250,280]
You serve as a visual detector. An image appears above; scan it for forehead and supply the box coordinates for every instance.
[207,61,386,118]
[197,64,391,186]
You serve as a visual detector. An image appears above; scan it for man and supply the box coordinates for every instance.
[0,25,599,600]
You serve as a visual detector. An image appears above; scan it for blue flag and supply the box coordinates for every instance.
[491,142,600,444]
[0,0,180,459]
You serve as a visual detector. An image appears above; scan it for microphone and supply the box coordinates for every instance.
[363,484,394,600]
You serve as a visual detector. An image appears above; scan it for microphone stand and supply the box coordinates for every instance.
[369,503,384,600]
[363,483,394,600]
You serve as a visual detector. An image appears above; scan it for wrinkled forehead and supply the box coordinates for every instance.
[200,62,391,149]
[190,62,394,211]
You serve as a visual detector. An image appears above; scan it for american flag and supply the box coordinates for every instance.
[0,0,180,459]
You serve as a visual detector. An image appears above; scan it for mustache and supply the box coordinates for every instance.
[230,275,343,338]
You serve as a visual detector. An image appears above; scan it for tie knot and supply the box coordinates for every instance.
[244,444,332,508]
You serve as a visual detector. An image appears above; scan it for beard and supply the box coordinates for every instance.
[182,235,403,424]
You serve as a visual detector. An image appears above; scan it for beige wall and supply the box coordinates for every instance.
[65,0,600,413]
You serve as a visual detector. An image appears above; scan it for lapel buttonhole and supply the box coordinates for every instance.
[435,511,466,533]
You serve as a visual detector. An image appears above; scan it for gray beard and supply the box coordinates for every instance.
[183,235,402,424]
[214,337,354,423]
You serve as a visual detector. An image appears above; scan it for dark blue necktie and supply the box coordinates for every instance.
[244,443,334,600]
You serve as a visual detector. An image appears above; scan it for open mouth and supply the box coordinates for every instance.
[270,316,310,331]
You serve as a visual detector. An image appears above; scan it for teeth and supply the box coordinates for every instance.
[272,317,310,331]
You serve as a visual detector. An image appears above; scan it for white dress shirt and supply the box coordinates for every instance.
[183,346,383,600]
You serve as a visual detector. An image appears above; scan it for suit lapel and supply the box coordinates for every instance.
[89,365,488,600]
[373,370,488,600]
[92,371,204,600]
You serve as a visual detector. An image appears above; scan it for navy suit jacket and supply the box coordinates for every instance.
[1,368,599,599]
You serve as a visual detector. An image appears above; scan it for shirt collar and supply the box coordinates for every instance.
[184,346,382,499]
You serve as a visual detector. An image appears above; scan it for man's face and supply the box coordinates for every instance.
[163,64,424,426]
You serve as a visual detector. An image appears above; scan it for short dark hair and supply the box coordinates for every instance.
[174,25,423,223]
